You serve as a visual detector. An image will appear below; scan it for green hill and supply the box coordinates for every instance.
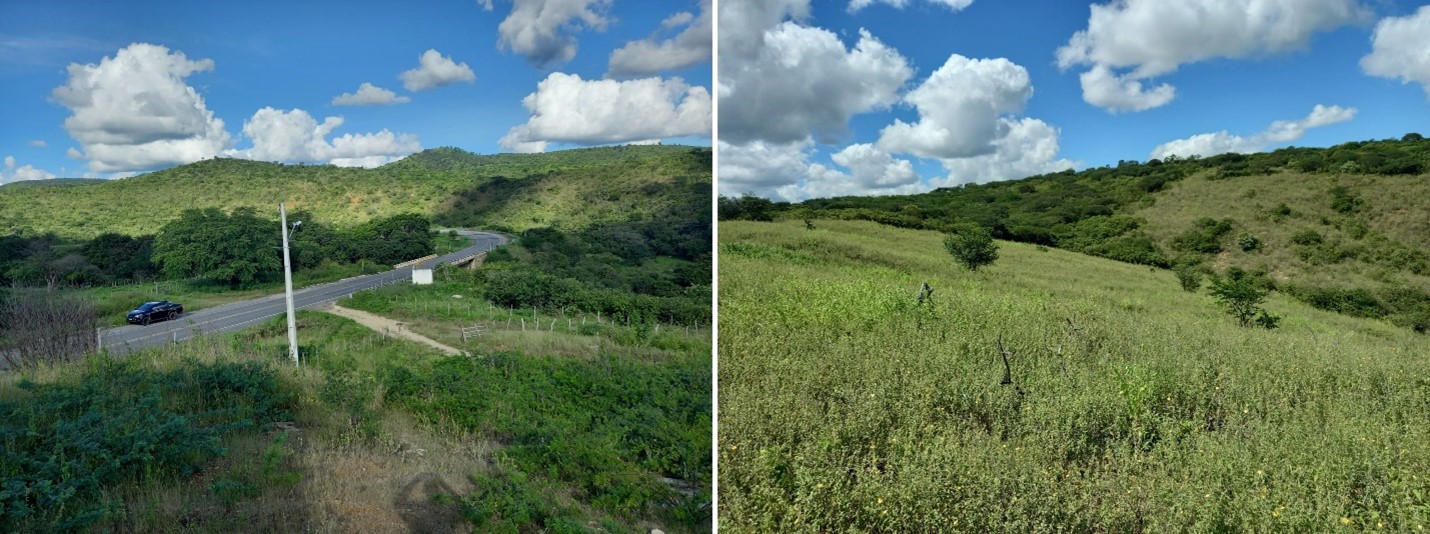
[0,144,711,238]
[724,135,1430,331]
[0,178,107,190]
[718,219,1430,531]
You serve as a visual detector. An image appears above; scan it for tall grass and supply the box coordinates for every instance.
[718,219,1430,532]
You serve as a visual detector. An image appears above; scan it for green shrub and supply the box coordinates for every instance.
[1236,233,1260,252]
[0,359,293,531]
[1285,285,1387,318]
[1270,203,1294,221]
[1329,186,1362,214]
[943,223,999,271]
[1290,229,1323,246]
[1174,264,1202,292]
[1208,267,1279,328]
[1171,218,1234,254]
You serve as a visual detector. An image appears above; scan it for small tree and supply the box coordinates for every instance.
[1174,264,1202,292]
[1208,267,1279,328]
[943,223,998,271]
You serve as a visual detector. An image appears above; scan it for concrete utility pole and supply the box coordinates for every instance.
[280,203,300,367]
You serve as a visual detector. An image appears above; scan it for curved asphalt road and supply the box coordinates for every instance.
[99,230,506,355]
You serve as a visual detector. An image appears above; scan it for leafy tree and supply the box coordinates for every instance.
[943,223,999,271]
[350,213,433,265]
[82,233,157,281]
[718,194,779,221]
[152,207,280,286]
[1208,267,1279,328]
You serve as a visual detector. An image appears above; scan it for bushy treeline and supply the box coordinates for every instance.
[721,133,1428,247]
[478,219,711,326]
[0,209,434,289]
[720,154,1189,268]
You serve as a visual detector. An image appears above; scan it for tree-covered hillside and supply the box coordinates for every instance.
[0,144,711,238]
[721,134,1430,331]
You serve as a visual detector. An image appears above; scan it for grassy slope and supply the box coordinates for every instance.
[1132,169,1430,291]
[719,219,1430,532]
[0,144,710,238]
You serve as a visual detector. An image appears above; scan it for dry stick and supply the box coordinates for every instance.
[997,333,1014,386]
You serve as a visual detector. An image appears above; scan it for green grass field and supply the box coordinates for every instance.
[718,219,1430,532]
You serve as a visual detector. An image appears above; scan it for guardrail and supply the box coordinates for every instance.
[393,254,438,269]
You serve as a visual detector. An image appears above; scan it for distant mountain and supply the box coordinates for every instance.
[0,178,107,190]
[0,145,711,238]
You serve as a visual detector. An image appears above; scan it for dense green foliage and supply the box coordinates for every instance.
[942,223,998,271]
[0,359,293,531]
[1,210,434,290]
[720,219,1430,532]
[152,207,282,286]
[381,350,710,525]
[1171,217,1235,254]
[479,222,711,326]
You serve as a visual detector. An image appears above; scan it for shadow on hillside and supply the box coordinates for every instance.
[393,473,466,533]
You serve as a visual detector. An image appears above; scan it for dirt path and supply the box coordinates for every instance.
[322,304,465,356]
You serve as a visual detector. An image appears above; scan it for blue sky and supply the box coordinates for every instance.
[1,0,711,182]
[717,0,1430,200]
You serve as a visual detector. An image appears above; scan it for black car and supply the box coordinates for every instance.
[127,300,184,325]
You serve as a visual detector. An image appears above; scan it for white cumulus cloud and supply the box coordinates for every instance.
[931,118,1076,187]
[2,155,57,184]
[399,49,475,92]
[716,139,817,198]
[608,0,711,76]
[499,73,710,153]
[719,24,912,145]
[226,107,421,168]
[718,140,924,201]
[50,42,232,173]
[1149,104,1356,159]
[27,140,46,148]
[1057,0,1369,112]
[785,143,923,199]
[876,54,1032,159]
[1361,6,1430,97]
[332,82,411,106]
[497,0,609,68]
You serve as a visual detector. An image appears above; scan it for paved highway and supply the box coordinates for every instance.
[99,229,507,355]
